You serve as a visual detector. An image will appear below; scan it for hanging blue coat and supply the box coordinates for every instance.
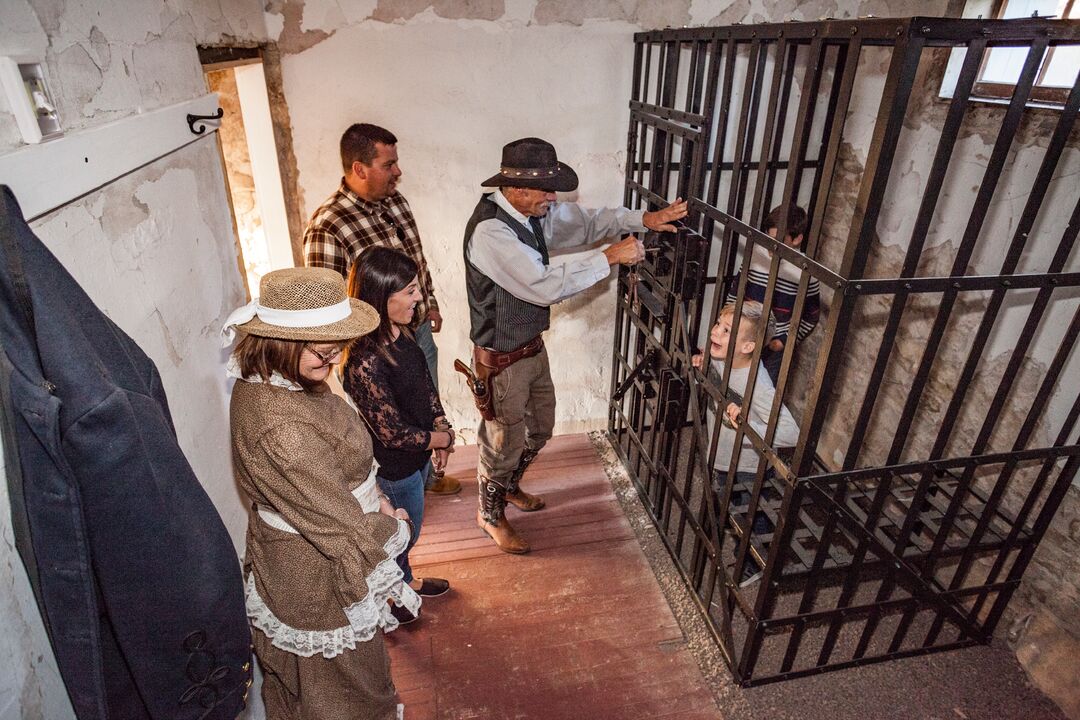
[0,185,251,719]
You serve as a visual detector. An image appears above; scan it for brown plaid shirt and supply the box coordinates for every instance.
[303,182,438,320]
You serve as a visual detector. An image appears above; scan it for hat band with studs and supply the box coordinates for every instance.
[221,298,353,346]
[500,166,560,178]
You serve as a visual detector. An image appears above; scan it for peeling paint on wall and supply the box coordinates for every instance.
[533,0,691,27]
[373,0,506,23]
[0,1,266,716]
[271,0,336,55]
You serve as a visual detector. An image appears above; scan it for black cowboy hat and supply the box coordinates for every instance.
[480,137,579,192]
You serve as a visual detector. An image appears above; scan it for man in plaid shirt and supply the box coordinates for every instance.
[304,123,459,494]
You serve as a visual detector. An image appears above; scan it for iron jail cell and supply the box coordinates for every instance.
[607,16,1080,686]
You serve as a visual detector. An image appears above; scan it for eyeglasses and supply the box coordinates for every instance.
[306,345,344,366]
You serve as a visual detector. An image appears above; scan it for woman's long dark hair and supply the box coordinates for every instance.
[341,245,419,368]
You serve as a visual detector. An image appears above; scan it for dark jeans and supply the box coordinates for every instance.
[761,346,782,386]
[378,461,429,584]
[713,470,779,574]
[413,319,439,391]
[414,320,440,488]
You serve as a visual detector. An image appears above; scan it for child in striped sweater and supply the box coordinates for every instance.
[733,204,820,384]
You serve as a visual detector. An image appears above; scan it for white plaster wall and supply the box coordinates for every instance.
[0,0,267,716]
[279,12,639,437]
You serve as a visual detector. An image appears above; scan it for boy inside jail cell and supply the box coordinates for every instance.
[693,302,800,586]
[728,204,820,385]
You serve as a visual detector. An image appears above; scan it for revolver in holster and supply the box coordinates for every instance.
[454,358,497,422]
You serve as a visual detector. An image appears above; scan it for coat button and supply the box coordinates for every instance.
[242,662,250,672]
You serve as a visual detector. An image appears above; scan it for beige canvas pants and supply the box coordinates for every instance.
[476,346,556,521]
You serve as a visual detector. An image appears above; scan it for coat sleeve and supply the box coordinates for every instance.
[468,219,611,306]
[255,422,408,610]
[543,202,647,250]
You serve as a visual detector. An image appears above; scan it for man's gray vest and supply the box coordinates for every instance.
[464,193,551,352]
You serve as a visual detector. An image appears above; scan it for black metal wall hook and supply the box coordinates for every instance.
[187,108,224,135]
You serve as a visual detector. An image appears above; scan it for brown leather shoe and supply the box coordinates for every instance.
[505,488,546,512]
[477,511,530,554]
[426,471,461,495]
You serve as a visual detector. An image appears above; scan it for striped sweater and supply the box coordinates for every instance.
[730,244,821,345]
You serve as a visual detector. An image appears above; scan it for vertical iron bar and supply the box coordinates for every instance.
[706,37,739,210]
[843,37,987,470]
[748,24,929,679]
[749,36,825,655]
[749,37,790,229]
[791,28,924,476]
[865,39,1051,652]
[733,42,769,223]
[981,398,1080,631]
[803,43,849,231]
[690,40,726,338]
[763,42,800,211]
[884,37,1048,467]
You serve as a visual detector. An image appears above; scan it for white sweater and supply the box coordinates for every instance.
[709,360,800,474]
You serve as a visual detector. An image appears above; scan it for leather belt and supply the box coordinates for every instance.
[474,335,544,370]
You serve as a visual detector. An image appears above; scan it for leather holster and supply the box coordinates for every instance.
[453,336,544,422]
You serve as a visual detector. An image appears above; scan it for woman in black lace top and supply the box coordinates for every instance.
[343,246,455,622]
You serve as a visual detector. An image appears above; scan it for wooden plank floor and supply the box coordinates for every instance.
[385,434,721,720]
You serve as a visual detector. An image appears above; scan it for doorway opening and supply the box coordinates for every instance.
[199,46,296,296]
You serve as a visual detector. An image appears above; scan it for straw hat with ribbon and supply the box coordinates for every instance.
[221,267,378,346]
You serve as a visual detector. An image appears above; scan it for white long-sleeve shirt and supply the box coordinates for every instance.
[710,360,800,474]
[466,190,646,307]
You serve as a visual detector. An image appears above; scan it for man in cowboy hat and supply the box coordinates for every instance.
[463,136,688,553]
[304,123,460,495]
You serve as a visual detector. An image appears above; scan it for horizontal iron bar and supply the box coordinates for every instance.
[626,179,674,209]
[775,532,1035,578]
[629,159,824,172]
[763,578,1019,628]
[630,100,707,127]
[803,444,1080,485]
[631,108,706,139]
[851,270,1080,295]
[741,639,981,688]
[635,17,1080,44]
[690,199,848,289]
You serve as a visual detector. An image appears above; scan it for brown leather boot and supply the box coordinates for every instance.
[426,469,461,495]
[505,448,545,511]
[476,510,530,554]
[506,488,546,512]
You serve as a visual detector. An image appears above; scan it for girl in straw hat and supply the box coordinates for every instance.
[223,266,419,719]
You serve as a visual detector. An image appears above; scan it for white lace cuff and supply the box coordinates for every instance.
[246,518,421,659]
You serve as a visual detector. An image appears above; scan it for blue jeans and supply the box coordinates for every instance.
[378,462,429,584]
[414,320,439,488]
